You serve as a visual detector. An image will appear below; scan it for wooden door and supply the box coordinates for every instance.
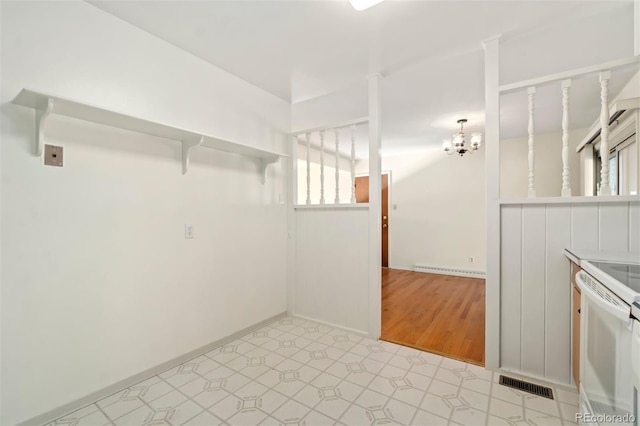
[355,174,389,267]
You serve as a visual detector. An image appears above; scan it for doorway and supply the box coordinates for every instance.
[354,173,389,267]
[357,173,485,365]
[380,269,485,365]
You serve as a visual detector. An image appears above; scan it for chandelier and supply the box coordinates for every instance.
[442,119,482,156]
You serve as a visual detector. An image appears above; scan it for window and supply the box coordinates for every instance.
[616,137,638,195]
[593,117,637,196]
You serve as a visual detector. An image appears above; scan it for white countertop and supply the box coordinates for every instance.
[563,248,640,266]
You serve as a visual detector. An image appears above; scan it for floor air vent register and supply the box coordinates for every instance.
[498,375,554,400]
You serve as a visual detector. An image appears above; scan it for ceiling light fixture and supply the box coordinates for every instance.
[349,0,384,11]
[442,119,482,157]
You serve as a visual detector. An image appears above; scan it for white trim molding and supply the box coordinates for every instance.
[482,34,501,370]
[414,264,486,279]
[367,73,383,341]
[294,203,369,210]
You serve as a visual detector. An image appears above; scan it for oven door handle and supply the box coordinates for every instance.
[576,271,631,324]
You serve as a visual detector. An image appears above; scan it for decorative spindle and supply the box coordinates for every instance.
[561,79,571,197]
[305,132,311,204]
[599,71,612,196]
[335,129,340,204]
[350,125,356,204]
[527,86,536,198]
[319,130,325,204]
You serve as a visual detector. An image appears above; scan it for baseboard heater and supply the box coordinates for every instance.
[414,264,486,278]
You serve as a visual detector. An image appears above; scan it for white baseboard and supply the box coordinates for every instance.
[19,312,288,426]
[387,264,414,272]
[291,313,369,339]
[388,264,486,278]
[414,264,486,278]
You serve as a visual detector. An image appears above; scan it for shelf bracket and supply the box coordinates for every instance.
[258,156,280,184]
[181,136,204,174]
[35,98,54,156]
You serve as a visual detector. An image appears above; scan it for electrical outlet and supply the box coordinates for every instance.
[44,144,63,167]
[185,224,194,239]
[469,257,475,263]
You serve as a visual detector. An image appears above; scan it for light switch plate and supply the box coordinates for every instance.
[185,224,194,239]
[44,144,63,167]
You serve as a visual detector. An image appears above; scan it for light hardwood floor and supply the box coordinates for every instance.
[381,268,485,366]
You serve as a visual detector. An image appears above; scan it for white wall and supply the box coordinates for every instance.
[291,83,368,135]
[289,84,372,333]
[356,147,487,272]
[293,208,369,334]
[501,200,639,385]
[1,2,289,424]
[500,129,588,198]
[501,3,635,85]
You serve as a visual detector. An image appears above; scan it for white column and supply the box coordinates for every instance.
[305,133,311,205]
[334,129,340,204]
[561,79,572,197]
[599,71,612,196]
[350,125,356,204]
[286,135,297,313]
[367,73,383,340]
[527,86,536,198]
[635,0,640,56]
[482,34,501,370]
[319,130,326,204]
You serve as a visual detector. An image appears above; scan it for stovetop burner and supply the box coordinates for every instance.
[590,261,640,293]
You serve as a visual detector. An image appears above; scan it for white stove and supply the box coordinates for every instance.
[565,251,639,425]
[581,260,640,313]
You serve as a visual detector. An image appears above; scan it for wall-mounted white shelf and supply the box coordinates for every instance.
[12,88,287,181]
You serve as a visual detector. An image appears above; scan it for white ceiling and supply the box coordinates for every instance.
[89,0,637,157]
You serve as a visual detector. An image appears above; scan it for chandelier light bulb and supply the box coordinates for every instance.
[443,139,452,152]
[471,133,482,147]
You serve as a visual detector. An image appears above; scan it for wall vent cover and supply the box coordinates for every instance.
[498,375,554,400]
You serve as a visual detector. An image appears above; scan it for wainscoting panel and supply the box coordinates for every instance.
[570,203,599,251]
[630,203,640,253]
[520,205,546,377]
[544,205,572,383]
[500,200,639,385]
[500,205,523,372]
[599,203,630,252]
